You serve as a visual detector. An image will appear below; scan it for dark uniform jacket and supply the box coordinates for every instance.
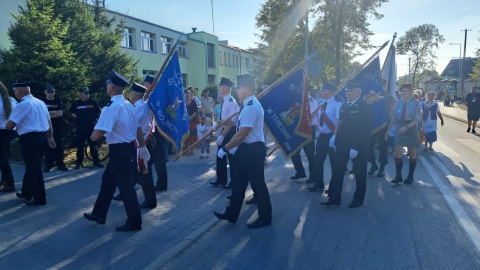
[334,99,372,153]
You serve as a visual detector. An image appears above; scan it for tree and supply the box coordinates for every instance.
[0,0,87,97]
[396,23,445,87]
[255,0,388,86]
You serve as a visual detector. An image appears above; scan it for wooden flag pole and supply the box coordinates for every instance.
[333,40,389,95]
[175,52,320,161]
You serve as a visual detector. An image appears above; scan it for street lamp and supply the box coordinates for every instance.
[449,43,462,95]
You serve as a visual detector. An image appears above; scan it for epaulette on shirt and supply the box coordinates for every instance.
[105,101,113,107]
[247,100,253,106]
[229,97,233,102]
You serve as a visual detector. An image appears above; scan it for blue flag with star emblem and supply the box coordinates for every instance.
[148,53,189,156]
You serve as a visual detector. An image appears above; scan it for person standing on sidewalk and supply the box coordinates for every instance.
[210,78,238,188]
[465,86,480,134]
[308,83,342,192]
[199,89,214,120]
[41,84,68,172]
[214,74,272,228]
[68,87,103,169]
[385,83,421,185]
[83,71,150,232]
[321,83,372,208]
[6,81,56,205]
[0,82,17,192]
[142,75,168,192]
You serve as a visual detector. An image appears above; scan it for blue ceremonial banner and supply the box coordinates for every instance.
[260,68,312,158]
[148,53,189,155]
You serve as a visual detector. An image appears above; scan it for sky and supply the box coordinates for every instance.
[107,0,480,79]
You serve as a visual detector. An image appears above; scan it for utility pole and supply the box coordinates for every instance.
[461,28,471,96]
[211,0,215,35]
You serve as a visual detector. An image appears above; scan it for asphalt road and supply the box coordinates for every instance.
[163,117,480,270]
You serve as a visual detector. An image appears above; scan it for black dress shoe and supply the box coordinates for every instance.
[245,197,257,204]
[210,181,225,186]
[43,167,52,173]
[376,170,385,177]
[83,212,105,225]
[74,163,83,170]
[24,199,46,206]
[226,195,231,200]
[247,218,271,228]
[404,177,414,184]
[348,201,363,208]
[367,165,378,176]
[305,178,315,184]
[213,211,236,223]
[112,194,123,201]
[348,169,355,174]
[16,192,31,200]
[154,185,167,192]
[115,223,142,232]
[140,201,156,209]
[308,185,324,192]
[290,174,306,180]
[320,200,341,206]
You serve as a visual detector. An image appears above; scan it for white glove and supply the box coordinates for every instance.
[139,146,151,162]
[216,135,225,145]
[228,147,238,155]
[349,149,358,159]
[209,122,219,133]
[329,135,336,148]
[217,148,227,158]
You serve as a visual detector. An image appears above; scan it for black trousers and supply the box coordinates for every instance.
[19,132,47,202]
[133,141,156,205]
[225,142,272,222]
[328,150,368,204]
[151,132,168,189]
[0,129,15,185]
[367,125,388,167]
[44,124,65,169]
[215,126,236,185]
[75,124,98,164]
[92,142,141,226]
[312,132,335,188]
[291,126,316,178]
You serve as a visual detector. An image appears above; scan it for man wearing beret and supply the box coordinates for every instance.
[214,74,272,228]
[6,81,56,205]
[142,74,168,192]
[84,71,150,232]
[41,84,68,172]
[210,77,239,188]
[321,83,372,208]
[68,86,102,169]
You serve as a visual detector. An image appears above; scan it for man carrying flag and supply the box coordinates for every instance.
[112,82,157,208]
[308,82,342,192]
[210,78,239,188]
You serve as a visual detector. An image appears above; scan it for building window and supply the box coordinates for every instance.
[219,52,222,65]
[143,70,156,76]
[236,56,239,68]
[224,52,227,66]
[208,75,216,85]
[141,31,154,52]
[182,73,188,87]
[245,58,250,69]
[177,41,186,58]
[121,28,133,48]
[161,36,172,54]
[207,43,215,68]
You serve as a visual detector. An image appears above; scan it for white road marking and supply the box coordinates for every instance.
[433,140,461,158]
[420,156,480,252]
[458,139,480,154]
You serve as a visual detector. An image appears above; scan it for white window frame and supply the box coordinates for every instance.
[121,28,133,48]
[141,31,154,52]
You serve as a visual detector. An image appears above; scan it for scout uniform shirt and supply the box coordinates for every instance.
[221,94,239,124]
[317,96,342,134]
[9,94,50,135]
[237,95,265,144]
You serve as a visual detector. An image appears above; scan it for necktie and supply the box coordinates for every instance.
[400,102,407,123]
[219,99,224,120]
[236,106,243,132]
[319,102,327,126]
